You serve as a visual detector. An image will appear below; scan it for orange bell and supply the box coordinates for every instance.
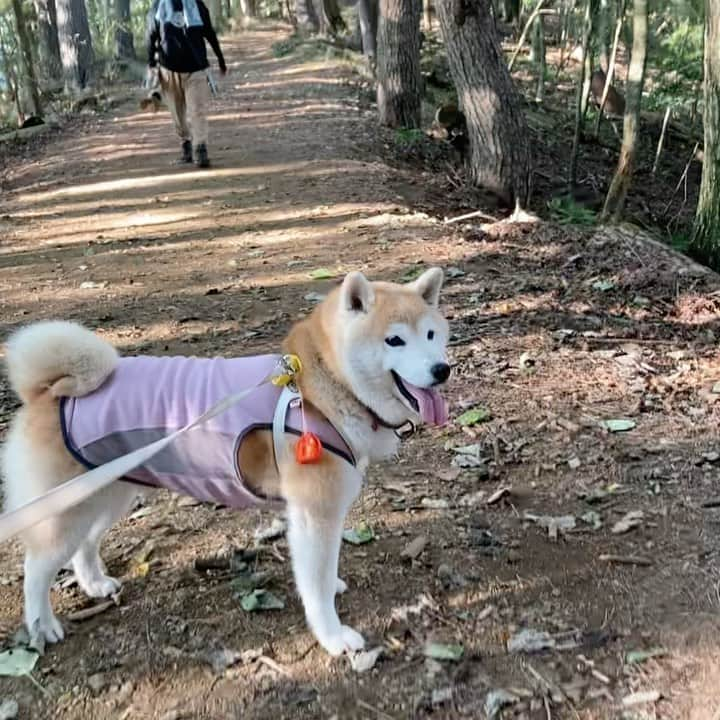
[295,432,323,464]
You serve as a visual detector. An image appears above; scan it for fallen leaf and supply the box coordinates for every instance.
[342,522,375,545]
[239,589,285,612]
[568,457,581,470]
[400,266,425,282]
[580,510,603,529]
[611,510,644,535]
[487,487,511,505]
[0,648,38,677]
[456,407,492,426]
[423,642,464,661]
[621,690,661,707]
[230,570,274,594]
[518,352,536,374]
[401,535,428,560]
[133,561,151,578]
[348,647,383,673]
[600,418,636,432]
[303,292,326,304]
[0,700,18,720]
[308,268,335,280]
[507,629,555,653]
[421,498,449,510]
[484,689,520,719]
[523,513,576,541]
[206,648,244,673]
[625,648,666,665]
[445,267,465,278]
[592,279,615,292]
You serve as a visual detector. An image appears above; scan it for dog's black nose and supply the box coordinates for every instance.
[431,362,451,383]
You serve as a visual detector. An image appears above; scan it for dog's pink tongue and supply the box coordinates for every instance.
[404,381,448,426]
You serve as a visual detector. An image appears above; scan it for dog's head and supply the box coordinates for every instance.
[330,268,450,427]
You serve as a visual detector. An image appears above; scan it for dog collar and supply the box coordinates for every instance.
[360,402,416,436]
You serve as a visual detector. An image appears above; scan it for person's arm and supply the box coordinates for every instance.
[146,1,160,67]
[199,2,227,73]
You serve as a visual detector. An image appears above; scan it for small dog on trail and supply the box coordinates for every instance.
[1,269,451,656]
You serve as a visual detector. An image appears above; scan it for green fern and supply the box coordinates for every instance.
[548,196,597,227]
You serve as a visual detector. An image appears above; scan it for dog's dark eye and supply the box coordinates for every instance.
[385,336,406,347]
[427,330,435,340]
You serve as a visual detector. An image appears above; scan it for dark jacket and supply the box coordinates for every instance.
[147,0,226,74]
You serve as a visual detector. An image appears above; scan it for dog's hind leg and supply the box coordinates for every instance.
[71,482,139,598]
[283,459,365,656]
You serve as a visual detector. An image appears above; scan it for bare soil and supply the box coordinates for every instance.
[0,24,719,720]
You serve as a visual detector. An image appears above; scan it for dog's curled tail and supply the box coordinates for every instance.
[5,321,118,403]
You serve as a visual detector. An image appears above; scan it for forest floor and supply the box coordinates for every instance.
[1,23,720,720]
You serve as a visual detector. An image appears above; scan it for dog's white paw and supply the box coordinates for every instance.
[320,625,366,656]
[335,577,348,595]
[29,614,65,648]
[82,575,121,599]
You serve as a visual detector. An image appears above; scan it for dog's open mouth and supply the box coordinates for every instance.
[391,371,448,426]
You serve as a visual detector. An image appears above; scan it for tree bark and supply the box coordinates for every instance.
[239,0,257,17]
[56,0,95,91]
[358,0,378,59]
[11,0,43,116]
[376,0,421,128]
[312,0,346,34]
[115,0,135,59]
[295,0,319,31]
[34,0,63,82]
[600,0,647,221]
[689,0,720,267]
[423,0,432,29]
[436,0,532,206]
[533,13,545,102]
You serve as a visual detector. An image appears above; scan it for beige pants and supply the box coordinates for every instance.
[159,68,210,147]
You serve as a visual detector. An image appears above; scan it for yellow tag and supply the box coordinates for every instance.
[271,354,302,386]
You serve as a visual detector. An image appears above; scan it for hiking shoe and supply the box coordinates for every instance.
[176,140,192,164]
[195,144,210,168]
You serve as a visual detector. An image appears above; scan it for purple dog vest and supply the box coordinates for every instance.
[60,355,354,508]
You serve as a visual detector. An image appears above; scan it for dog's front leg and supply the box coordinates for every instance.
[284,463,365,656]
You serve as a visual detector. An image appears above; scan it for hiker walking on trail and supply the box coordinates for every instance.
[146,0,227,168]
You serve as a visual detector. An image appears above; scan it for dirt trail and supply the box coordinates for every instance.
[1,24,720,720]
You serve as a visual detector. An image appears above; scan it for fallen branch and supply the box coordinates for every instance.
[444,209,499,224]
[599,553,652,566]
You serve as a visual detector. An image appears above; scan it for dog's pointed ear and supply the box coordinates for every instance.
[410,267,444,307]
[341,271,375,313]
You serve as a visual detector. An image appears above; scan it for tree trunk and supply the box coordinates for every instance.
[56,0,95,91]
[312,0,346,34]
[295,0,319,30]
[569,0,596,189]
[115,0,135,59]
[376,0,421,128]
[689,0,720,267]
[239,0,257,17]
[358,0,378,59]
[436,0,532,206]
[601,0,647,221]
[423,0,432,29]
[597,0,610,70]
[11,0,43,116]
[34,0,63,82]
[209,0,224,29]
[0,27,23,122]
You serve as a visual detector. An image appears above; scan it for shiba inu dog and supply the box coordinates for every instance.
[1,268,450,656]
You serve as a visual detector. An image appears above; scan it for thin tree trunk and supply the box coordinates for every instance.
[239,0,257,17]
[209,0,224,29]
[597,0,610,70]
[533,13,545,102]
[568,0,596,189]
[593,0,625,136]
[115,0,135,58]
[11,0,43,116]
[56,0,95,91]
[689,0,720,266]
[601,0,647,221]
[295,0,319,30]
[436,0,532,206]
[34,0,63,82]
[376,0,421,127]
[358,0,378,60]
[0,28,23,122]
